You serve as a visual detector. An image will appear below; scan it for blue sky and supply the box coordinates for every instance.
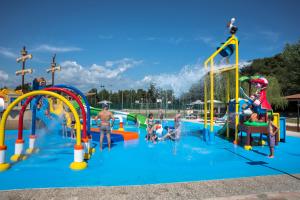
[0,0,299,95]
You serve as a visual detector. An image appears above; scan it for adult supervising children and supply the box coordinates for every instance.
[174,110,181,129]
[95,104,115,151]
[158,109,164,123]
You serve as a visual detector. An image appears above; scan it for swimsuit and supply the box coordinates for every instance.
[100,125,111,135]
[174,120,180,129]
[269,134,275,148]
[147,118,154,129]
[268,124,277,147]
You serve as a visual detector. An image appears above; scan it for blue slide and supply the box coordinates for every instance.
[31,97,61,131]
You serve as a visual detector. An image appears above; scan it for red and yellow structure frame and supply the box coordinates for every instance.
[0,90,87,171]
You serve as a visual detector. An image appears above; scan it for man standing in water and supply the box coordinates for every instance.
[174,110,181,129]
[158,109,164,123]
[95,104,115,151]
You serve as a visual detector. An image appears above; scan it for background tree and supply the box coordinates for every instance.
[15,83,31,92]
[241,40,300,95]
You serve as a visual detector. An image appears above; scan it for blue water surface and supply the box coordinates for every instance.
[1,121,300,190]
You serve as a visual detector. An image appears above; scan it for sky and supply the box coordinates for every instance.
[0,0,299,96]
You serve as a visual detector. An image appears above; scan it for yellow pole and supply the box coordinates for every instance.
[234,36,239,144]
[210,59,214,133]
[0,91,82,146]
[204,64,208,129]
[273,112,280,141]
[226,72,230,138]
[203,34,239,142]
[204,35,235,65]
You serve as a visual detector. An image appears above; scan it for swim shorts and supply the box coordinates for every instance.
[268,134,275,148]
[100,125,111,135]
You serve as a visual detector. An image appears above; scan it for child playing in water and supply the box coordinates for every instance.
[145,113,155,141]
[158,126,180,141]
[174,110,181,129]
[267,115,278,158]
[158,109,164,124]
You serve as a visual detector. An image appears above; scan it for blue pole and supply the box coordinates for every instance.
[203,127,209,142]
[31,95,43,135]
[54,84,91,136]
[209,130,215,144]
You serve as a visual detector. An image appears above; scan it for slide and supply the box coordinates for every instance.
[0,97,5,113]
[71,100,147,128]
[49,98,73,127]
[32,97,61,130]
[90,106,101,116]
[113,112,146,128]
[71,99,100,116]
[48,98,64,115]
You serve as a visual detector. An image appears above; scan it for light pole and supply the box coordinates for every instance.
[121,90,124,110]
[146,90,149,116]
[165,90,167,117]
[157,99,162,116]
[100,84,105,101]
[108,84,112,109]
[140,98,143,114]
[130,89,133,110]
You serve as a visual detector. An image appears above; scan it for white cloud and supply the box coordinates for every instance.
[259,31,280,43]
[138,65,207,97]
[34,44,82,52]
[168,37,184,45]
[195,36,215,47]
[0,69,20,88]
[0,47,18,58]
[55,58,143,91]
[145,37,158,41]
[139,62,251,97]
[0,70,9,81]
[55,58,250,97]
[98,35,113,39]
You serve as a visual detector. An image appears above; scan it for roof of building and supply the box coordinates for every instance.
[285,93,300,101]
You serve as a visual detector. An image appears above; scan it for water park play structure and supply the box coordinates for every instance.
[233,76,281,150]
[17,87,90,158]
[0,77,143,171]
[0,90,86,171]
[202,18,284,150]
[203,19,239,144]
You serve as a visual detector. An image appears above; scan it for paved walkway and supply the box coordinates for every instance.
[286,130,300,137]
[1,174,300,200]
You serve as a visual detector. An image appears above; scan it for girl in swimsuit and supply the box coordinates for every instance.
[146,113,154,141]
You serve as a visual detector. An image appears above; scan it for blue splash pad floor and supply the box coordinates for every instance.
[1,122,300,190]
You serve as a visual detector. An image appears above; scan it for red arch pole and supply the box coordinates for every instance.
[17,87,88,140]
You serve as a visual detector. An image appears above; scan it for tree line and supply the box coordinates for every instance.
[87,84,181,110]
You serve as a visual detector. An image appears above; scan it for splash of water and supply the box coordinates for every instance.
[141,61,251,97]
